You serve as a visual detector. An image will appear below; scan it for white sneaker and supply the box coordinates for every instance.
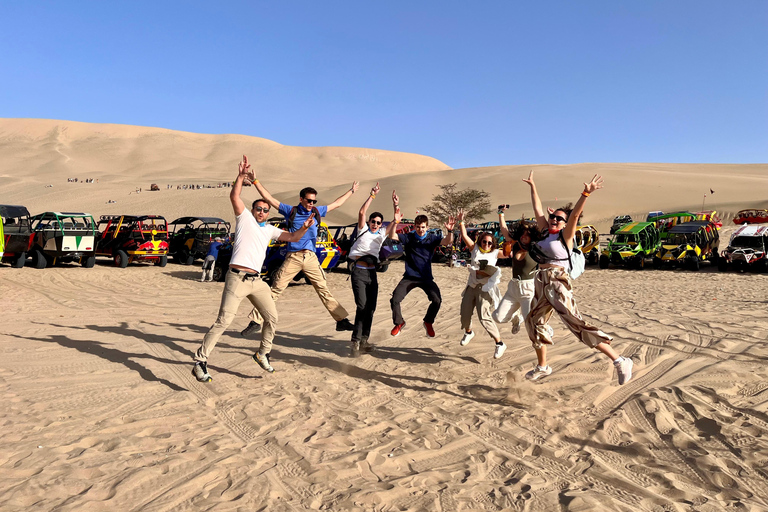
[192,362,212,382]
[253,352,275,373]
[525,365,552,381]
[493,342,507,359]
[615,357,633,385]
[460,331,475,346]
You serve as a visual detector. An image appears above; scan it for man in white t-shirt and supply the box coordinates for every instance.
[192,156,314,382]
[347,183,402,353]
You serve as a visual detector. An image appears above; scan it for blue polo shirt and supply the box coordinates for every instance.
[398,231,443,281]
[278,202,329,252]
[206,241,222,259]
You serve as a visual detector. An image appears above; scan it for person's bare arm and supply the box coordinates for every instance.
[523,170,548,231]
[562,175,603,249]
[230,156,250,216]
[252,168,280,209]
[441,215,456,247]
[278,217,315,242]
[357,182,379,230]
[498,206,512,241]
[327,181,360,211]
[456,209,474,250]
[386,206,402,238]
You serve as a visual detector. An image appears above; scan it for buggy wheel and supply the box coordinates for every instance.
[687,256,700,271]
[82,255,96,268]
[212,264,225,282]
[635,257,645,270]
[653,257,662,269]
[155,255,168,267]
[717,259,728,272]
[588,249,599,265]
[377,262,390,273]
[265,266,280,285]
[33,249,47,269]
[12,251,26,268]
[598,254,610,269]
[114,250,129,268]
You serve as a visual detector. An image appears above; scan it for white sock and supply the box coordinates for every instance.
[613,356,624,365]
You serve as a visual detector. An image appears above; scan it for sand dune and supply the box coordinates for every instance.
[2,119,768,510]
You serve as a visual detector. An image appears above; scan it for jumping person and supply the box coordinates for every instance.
[192,156,314,382]
[492,209,543,337]
[240,160,358,335]
[522,170,633,384]
[347,184,402,353]
[455,209,507,358]
[389,200,456,338]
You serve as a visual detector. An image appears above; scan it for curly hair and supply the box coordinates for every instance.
[510,218,543,243]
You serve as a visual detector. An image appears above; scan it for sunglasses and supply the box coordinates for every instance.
[549,213,567,223]
[480,240,494,246]
[304,198,318,205]
[254,206,270,213]
[370,220,382,225]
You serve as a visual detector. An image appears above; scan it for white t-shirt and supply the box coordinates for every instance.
[348,227,386,261]
[467,246,499,288]
[230,211,283,272]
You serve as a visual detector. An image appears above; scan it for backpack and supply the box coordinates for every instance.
[529,231,585,279]
[378,237,404,263]
[288,205,322,231]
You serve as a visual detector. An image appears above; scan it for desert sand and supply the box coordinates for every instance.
[2,119,768,511]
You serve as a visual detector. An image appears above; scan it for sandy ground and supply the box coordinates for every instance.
[2,254,768,511]
[2,119,768,510]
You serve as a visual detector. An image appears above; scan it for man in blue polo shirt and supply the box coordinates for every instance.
[241,168,359,334]
[389,206,456,338]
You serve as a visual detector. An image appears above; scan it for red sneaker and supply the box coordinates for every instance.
[391,322,406,337]
[423,322,435,338]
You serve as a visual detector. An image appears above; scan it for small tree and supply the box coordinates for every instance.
[421,183,492,228]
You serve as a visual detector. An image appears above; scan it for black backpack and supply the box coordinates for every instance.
[288,205,322,231]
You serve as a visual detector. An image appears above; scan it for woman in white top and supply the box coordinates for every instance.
[456,209,507,359]
[348,183,402,352]
[522,170,633,385]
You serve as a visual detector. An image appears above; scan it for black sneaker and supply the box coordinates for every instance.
[241,320,261,337]
[253,352,275,373]
[192,361,212,382]
[336,318,354,331]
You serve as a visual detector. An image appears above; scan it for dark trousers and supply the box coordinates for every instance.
[351,265,379,342]
[391,277,442,326]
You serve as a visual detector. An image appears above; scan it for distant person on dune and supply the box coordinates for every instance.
[192,157,314,382]
[388,205,456,339]
[240,155,358,337]
[522,170,633,385]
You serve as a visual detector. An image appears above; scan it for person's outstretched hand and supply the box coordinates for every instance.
[303,217,316,229]
[444,215,456,231]
[456,208,466,223]
[371,182,380,196]
[351,181,360,193]
[522,169,535,187]
[584,174,604,194]
[238,155,252,180]
[392,190,399,206]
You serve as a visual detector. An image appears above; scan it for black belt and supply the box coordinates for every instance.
[230,268,259,279]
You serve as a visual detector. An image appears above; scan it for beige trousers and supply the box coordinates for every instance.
[525,267,612,350]
[195,269,278,362]
[460,285,501,341]
[249,250,348,323]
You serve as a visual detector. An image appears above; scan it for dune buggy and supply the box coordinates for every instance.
[96,215,169,267]
[610,215,633,234]
[168,216,230,265]
[28,212,97,269]
[654,220,719,271]
[733,209,768,225]
[600,222,661,269]
[574,225,600,265]
[1,205,34,268]
[718,225,768,273]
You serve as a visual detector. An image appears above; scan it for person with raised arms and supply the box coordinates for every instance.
[240,160,358,336]
[522,170,633,384]
[455,209,507,358]
[347,183,402,353]
[192,156,314,382]
[389,200,456,338]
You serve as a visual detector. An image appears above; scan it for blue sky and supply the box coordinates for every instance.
[1,1,765,168]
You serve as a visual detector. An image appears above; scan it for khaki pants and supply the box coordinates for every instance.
[460,285,501,341]
[249,250,348,323]
[201,255,215,282]
[195,269,278,362]
[524,267,612,350]
[493,277,535,326]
